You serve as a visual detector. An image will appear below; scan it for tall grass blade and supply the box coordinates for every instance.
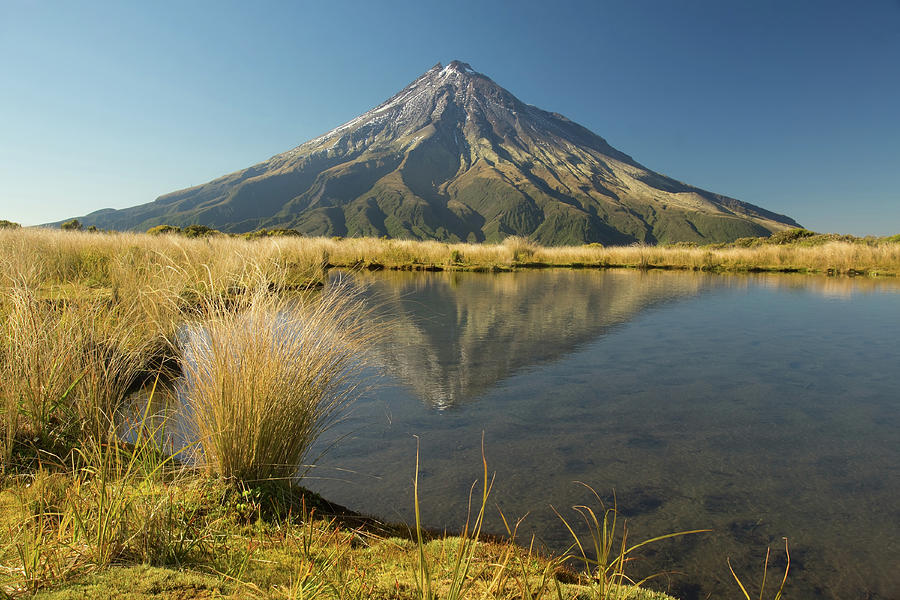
[413,437,432,600]
[728,537,791,600]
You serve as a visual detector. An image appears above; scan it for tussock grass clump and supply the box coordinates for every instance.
[0,285,161,467]
[71,299,161,442]
[1,285,83,459]
[503,236,539,262]
[179,281,375,485]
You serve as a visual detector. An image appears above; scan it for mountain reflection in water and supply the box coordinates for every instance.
[308,270,900,600]
[347,269,712,409]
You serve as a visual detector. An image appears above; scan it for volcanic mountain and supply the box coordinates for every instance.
[75,61,799,244]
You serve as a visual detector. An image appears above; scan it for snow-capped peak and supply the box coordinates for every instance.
[446,60,475,74]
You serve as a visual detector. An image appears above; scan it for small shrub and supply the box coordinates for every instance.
[147,224,181,235]
[181,224,220,238]
[731,237,762,248]
[242,228,269,240]
[766,228,816,245]
[271,228,302,237]
[0,219,21,229]
[243,228,303,240]
[61,219,83,231]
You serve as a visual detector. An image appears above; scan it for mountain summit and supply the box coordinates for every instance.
[76,61,799,244]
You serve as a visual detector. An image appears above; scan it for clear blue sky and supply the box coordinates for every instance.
[1,0,898,235]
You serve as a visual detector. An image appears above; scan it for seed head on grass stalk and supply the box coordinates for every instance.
[178,279,377,486]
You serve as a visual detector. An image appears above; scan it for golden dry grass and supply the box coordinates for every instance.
[268,233,900,275]
[0,285,158,464]
[2,228,897,295]
[179,280,376,484]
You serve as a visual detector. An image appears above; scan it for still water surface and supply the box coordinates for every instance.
[304,270,900,600]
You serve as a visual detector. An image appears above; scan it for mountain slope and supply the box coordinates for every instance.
[74,61,800,244]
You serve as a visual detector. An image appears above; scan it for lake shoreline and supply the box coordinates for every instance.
[330,258,897,277]
[0,472,682,600]
[2,227,894,598]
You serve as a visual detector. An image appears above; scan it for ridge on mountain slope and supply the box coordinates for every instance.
[71,61,800,244]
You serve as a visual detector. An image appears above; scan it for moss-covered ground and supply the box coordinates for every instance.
[1,473,678,600]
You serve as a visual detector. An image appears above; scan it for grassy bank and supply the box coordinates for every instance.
[0,227,800,599]
[0,466,685,600]
[329,233,900,276]
[2,228,899,295]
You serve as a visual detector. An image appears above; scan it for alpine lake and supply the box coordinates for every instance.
[141,268,900,600]
[303,269,899,600]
